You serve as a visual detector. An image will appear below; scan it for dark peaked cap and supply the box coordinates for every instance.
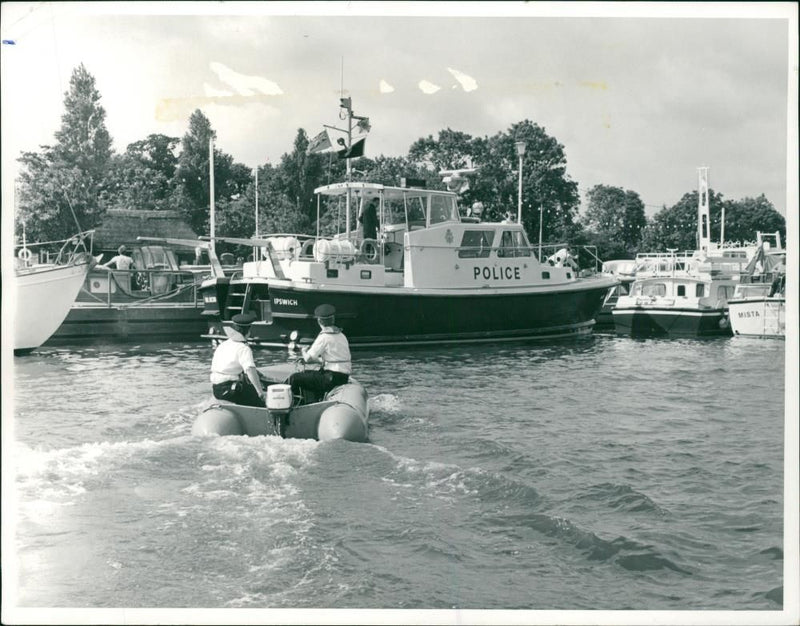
[231,312,256,326]
[314,304,336,318]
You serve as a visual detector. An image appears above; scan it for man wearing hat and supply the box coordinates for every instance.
[209,312,266,407]
[289,304,352,402]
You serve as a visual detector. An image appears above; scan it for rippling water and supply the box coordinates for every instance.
[4,333,789,618]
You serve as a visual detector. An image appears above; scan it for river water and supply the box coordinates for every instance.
[3,333,793,623]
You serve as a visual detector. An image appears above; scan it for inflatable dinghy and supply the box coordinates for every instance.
[192,362,369,442]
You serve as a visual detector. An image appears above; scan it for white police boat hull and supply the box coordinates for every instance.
[192,363,369,442]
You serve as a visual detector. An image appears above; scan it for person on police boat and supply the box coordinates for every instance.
[210,312,266,407]
[289,304,352,403]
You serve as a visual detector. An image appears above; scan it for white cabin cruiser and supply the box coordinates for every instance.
[728,233,785,338]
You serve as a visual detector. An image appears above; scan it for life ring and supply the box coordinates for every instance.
[360,238,379,262]
[18,248,32,262]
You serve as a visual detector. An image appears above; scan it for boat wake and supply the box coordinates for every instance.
[369,445,693,576]
[368,393,402,414]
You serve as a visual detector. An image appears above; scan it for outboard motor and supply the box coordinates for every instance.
[266,384,293,437]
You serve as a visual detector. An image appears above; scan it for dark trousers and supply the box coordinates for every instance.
[289,370,349,403]
[212,378,264,407]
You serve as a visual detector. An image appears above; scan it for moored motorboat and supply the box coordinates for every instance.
[728,233,785,338]
[12,231,95,355]
[192,362,369,442]
[47,239,235,344]
[612,263,739,337]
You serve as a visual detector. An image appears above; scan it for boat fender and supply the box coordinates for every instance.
[719,315,730,329]
[18,248,32,262]
[360,238,379,262]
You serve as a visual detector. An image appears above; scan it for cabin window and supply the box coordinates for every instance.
[458,230,495,258]
[677,285,686,297]
[542,271,551,279]
[497,230,532,258]
[429,195,454,224]
[497,231,515,258]
[406,197,427,226]
[716,285,735,301]
[384,198,407,226]
[695,284,705,297]
[513,231,532,257]
[642,283,666,297]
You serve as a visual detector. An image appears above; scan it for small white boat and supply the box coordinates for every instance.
[12,232,95,355]
[728,234,785,338]
[192,361,369,442]
[612,261,740,337]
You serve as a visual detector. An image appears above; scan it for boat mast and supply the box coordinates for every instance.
[254,166,259,239]
[697,166,710,256]
[209,136,216,255]
[324,95,369,240]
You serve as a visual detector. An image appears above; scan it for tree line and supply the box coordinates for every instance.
[16,64,786,262]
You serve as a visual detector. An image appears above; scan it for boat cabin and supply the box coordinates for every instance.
[628,275,737,308]
[239,182,575,292]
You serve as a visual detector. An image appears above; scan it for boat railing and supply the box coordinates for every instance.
[14,230,95,269]
[86,266,204,306]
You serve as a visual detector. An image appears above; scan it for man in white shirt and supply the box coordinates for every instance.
[289,304,352,403]
[210,312,266,407]
[99,245,136,290]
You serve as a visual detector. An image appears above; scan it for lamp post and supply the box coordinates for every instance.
[515,141,526,224]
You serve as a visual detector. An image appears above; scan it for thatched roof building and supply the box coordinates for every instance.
[93,209,199,251]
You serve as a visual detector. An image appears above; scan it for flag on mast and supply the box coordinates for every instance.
[337,136,366,159]
[307,130,334,154]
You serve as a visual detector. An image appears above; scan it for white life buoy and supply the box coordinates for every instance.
[18,248,32,262]
[360,238,379,262]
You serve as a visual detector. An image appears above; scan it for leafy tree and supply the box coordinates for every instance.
[639,189,726,252]
[105,134,179,210]
[406,121,580,246]
[584,184,647,258]
[173,110,215,234]
[408,128,475,171]
[173,109,253,236]
[271,129,330,225]
[479,121,580,243]
[719,195,785,245]
[16,64,113,241]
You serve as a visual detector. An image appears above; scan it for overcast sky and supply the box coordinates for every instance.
[1,2,797,219]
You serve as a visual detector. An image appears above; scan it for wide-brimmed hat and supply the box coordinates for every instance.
[231,312,257,326]
[314,304,336,319]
